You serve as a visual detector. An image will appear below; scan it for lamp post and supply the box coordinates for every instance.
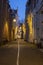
[13,19,16,40]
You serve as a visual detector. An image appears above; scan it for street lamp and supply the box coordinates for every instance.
[13,18,16,28]
[13,19,16,40]
[13,19,16,22]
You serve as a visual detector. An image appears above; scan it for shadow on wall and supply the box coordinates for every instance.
[25,20,29,42]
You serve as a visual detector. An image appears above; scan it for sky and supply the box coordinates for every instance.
[9,0,27,21]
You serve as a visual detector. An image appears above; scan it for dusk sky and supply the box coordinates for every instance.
[9,0,27,21]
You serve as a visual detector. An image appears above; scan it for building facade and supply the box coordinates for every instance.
[32,0,43,44]
[25,0,43,44]
[9,9,18,40]
[0,0,18,42]
[0,0,10,41]
[25,0,35,42]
